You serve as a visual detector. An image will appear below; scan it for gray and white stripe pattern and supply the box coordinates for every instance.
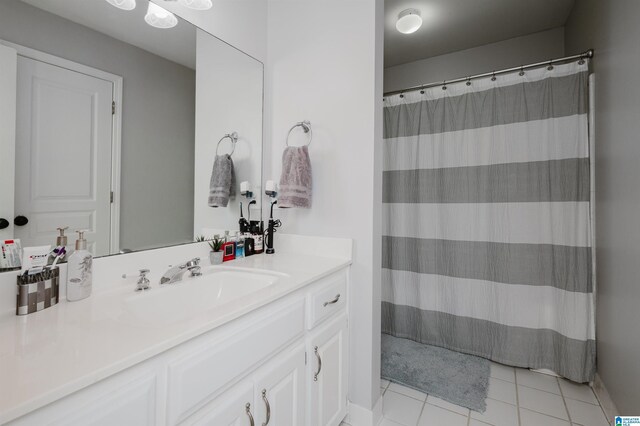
[382,62,595,383]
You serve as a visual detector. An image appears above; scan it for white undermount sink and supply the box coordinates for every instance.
[123,267,287,326]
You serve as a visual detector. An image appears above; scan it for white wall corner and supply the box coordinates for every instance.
[345,396,383,426]
[593,373,619,424]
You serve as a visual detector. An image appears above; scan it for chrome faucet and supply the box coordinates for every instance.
[136,269,151,291]
[160,257,202,285]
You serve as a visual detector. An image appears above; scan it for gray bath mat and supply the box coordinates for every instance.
[381,333,490,412]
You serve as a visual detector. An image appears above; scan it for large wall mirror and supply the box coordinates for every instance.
[0,0,263,258]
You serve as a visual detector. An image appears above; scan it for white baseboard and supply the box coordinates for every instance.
[345,396,383,426]
[593,373,618,425]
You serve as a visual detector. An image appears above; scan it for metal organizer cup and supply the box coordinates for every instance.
[16,267,60,316]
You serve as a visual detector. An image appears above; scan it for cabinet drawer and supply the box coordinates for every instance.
[167,300,305,424]
[307,271,347,329]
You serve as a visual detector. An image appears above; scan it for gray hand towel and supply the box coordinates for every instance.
[208,154,236,208]
[279,146,312,208]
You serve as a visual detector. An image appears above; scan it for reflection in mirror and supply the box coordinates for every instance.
[0,0,263,259]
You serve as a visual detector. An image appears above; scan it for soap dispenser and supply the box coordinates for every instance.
[52,226,68,262]
[66,230,93,302]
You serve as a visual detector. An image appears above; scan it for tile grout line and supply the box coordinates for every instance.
[557,376,574,425]
[587,383,613,426]
[514,368,522,426]
[423,396,474,419]
[414,397,427,426]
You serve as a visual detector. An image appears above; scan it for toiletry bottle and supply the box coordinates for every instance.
[236,232,245,258]
[67,230,93,302]
[222,239,236,262]
[252,222,264,254]
[50,226,68,263]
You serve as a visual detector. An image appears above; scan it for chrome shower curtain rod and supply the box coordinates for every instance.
[383,49,594,97]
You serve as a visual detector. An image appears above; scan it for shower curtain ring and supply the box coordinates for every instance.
[519,66,525,76]
[491,72,496,82]
[442,80,447,90]
[466,77,471,86]
[547,60,554,71]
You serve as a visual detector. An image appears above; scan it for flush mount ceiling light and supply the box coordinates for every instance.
[104,0,137,10]
[396,8,422,34]
[179,0,213,10]
[145,2,178,28]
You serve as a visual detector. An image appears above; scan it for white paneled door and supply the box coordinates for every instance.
[0,44,17,240]
[15,56,113,255]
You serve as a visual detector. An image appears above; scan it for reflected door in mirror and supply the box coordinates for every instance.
[0,44,17,240]
[15,56,113,255]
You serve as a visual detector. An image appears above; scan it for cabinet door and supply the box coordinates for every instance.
[307,315,348,426]
[253,344,306,426]
[187,382,255,426]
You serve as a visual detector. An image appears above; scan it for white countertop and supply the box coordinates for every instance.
[0,252,351,423]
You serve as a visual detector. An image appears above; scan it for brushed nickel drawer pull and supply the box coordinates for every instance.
[246,403,255,426]
[261,389,271,426]
[323,294,341,307]
[314,346,322,381]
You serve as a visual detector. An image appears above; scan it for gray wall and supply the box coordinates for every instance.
[565,0,640,414]
[384,27,565,93]
[0,0,195,252]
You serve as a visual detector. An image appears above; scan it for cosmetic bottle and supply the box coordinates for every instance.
[235,232,245,258]
[66,230,93,302]
[50,226,68,263]
[222,240,236,262]
[252,221,264,254]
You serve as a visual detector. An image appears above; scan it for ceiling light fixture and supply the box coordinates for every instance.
[145,2,178,28]
[104,0,137,10]
[396,9,422,34]
[179,0,213,10]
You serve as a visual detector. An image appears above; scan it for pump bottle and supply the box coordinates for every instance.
[66,230,93,302]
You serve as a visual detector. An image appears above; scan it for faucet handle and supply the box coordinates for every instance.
[136,269,151,291]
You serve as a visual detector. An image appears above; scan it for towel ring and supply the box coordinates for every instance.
[216,132,238,156]
[286,121,312,147]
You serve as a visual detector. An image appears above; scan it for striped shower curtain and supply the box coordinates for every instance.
[381,61,595,383]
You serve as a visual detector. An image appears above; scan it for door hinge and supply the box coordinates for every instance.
[112,101,116,115]
[110,191,114,203]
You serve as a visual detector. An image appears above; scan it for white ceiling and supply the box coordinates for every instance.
[385,0,575,67]
[20,0,197,69]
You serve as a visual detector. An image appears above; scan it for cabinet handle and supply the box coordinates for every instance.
[246,403,255,426]
[323,294,341,307]
[261,389,271,426]
[313,346,322,382]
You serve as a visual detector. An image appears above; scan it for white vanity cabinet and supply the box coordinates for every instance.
[307,315,349,426]
[187,344,307,426]
[251,344,306,426]
[184,382,255,426]
[7,268,349,426]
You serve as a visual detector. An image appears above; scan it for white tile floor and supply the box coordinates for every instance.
[341,363,611,426]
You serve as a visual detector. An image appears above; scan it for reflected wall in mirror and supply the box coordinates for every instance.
[0,0,263,258]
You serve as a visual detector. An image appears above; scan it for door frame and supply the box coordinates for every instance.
[0,39,123,255]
